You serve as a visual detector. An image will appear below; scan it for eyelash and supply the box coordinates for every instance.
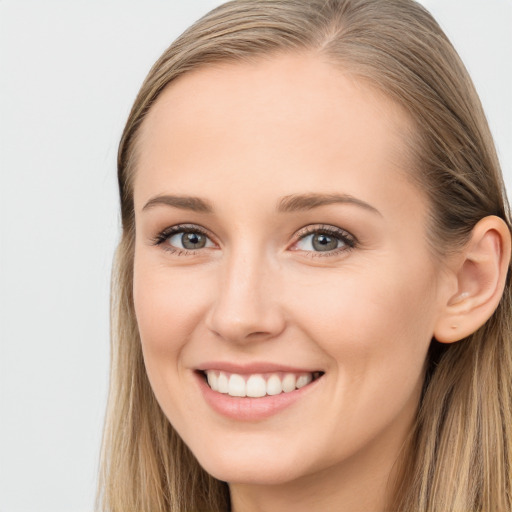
[293,225,357,257]
[151,224,212,256]
[151,223,357,257]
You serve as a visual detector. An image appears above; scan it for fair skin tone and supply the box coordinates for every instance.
[131,53,510,511]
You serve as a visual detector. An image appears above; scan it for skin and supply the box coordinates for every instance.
[132,53,456,512]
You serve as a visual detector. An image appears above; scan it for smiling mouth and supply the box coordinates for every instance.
[199,370,324,398]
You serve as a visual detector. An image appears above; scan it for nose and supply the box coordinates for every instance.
[205,248,286,344]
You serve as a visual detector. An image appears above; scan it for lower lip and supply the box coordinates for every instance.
[195,372,322,421]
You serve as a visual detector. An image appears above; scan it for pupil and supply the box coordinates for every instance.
[312,233,338,251]
[182,232,206,249]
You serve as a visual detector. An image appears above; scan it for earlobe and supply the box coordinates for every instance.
[434,216,511,343]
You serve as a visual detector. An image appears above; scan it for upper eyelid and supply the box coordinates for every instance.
[151,224,217,254]
[154,223,215,242]
[294,224,354,237]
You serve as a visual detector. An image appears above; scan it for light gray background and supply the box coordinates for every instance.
[0,1,510,511]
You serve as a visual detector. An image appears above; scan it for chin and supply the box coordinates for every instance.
[191,441,312,486]
[203,461,305,486]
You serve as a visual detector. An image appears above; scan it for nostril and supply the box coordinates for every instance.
[246,331,273,339]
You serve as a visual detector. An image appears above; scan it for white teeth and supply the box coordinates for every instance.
[207,371,219,391]
[217,372,229,393]
[229,374,246,397]
[246,374,266,397]
[296,374,313,388]
[266,375,282,395]
[282,373,296,393]
[204,370,320,397]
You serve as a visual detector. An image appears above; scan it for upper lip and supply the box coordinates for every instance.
[196,361,323,374]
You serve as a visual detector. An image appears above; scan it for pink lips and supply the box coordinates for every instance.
[195,361,323,421]
[198,361,321,375]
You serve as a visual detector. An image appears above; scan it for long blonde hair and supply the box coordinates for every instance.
[97,1,512,510]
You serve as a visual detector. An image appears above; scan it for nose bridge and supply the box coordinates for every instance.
[206,240,285,343]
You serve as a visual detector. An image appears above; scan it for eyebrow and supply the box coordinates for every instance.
[277,193,382,216]
[142,193,381,216]
[142,195,214,213]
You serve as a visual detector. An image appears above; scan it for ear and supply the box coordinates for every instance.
[434,216,511,343]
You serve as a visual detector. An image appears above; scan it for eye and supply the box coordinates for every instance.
[153,224,216,253]
[292,225,356,255]
[168,231,213,250]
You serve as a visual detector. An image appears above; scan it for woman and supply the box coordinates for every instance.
[97,0,512,510]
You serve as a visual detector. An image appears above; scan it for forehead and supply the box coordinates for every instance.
[134,53,418,213]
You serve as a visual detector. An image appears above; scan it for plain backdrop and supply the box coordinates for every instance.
[0,1,510,511]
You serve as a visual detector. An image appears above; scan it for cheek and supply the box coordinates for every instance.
[133,257,211,358]
[285,265,436,442]
[285,262,437,376]
[132,256,216,424]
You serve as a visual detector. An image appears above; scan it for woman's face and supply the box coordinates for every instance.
[132,54,449,487]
